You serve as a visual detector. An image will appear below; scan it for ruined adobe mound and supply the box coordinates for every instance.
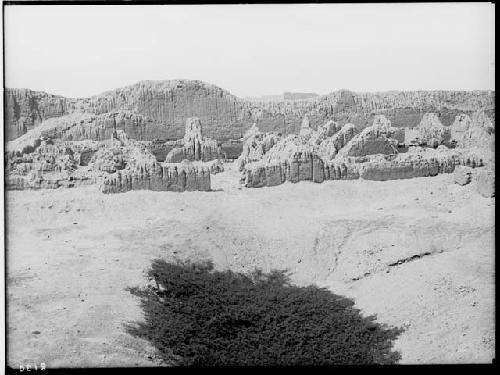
[240,113,492,188]
[404,113,447,147]
[5,81,495,143]
[99,142,212,194]
[4,81,249,141]
[336,115,398,158]
[5,123,215,193]
[476,166,495,198]
[450,111,495,149]
[236,124,282,171]
[164,117,225,163]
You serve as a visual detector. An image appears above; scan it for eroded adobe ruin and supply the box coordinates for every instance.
[6,118,218,193]
[239,113,493,190]
[4,81,495,197]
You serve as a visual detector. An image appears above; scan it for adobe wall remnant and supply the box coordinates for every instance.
[317,123,358,161]
[164,117,225,163]
[298,114,313,139]
[5,81,495,194]
[454,166,473,186]
[5,124,215,193]
[236,124,282,171]
[404,113,447,147]
[449,111,495,149]
[97,142,213,193]
[476,167,495,198]
[100,162,211,194]
[240,114,491,188]
[5,141,103,190]
[336,115,397,158]
[5,81,495,143]
[242,157,360,188]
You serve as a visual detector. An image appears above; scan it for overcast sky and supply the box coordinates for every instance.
[4,3,495,98]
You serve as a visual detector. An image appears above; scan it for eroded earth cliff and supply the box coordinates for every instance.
[5,80,495,142]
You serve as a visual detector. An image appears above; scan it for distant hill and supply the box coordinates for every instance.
[4,80,495,142]
[244,94,285,102]
[283,92,319,100]
[244,92,319,102]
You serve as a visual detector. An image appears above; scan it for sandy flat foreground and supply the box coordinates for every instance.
[6,162,495,367]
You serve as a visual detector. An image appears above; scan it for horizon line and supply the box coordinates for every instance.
[4,79,496,101]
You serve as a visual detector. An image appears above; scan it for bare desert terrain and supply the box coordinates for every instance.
[6,162,495,367]
[4,2,496,368]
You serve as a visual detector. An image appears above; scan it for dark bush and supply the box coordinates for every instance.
[127,259,402,366]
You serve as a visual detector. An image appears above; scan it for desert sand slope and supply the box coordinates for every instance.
[6,162,494,367]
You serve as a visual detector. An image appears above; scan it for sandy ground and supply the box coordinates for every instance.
[6,162,495,367]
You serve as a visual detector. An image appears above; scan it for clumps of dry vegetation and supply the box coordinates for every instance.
[127,259,403,366]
